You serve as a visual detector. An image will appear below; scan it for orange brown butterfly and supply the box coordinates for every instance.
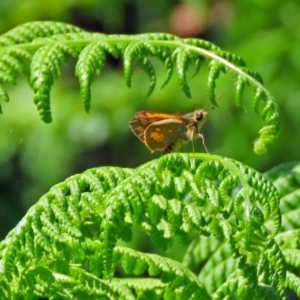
[129,109,209,154]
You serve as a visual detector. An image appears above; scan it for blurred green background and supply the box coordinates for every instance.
[1,0,300,239]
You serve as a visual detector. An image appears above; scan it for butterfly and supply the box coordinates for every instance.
[129,109,209,154]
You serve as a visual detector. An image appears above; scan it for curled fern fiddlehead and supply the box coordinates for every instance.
[0,21,280,153]
[0,154,286,299]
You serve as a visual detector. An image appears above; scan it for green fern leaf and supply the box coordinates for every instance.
[235,75,247,111]
[182,236,221,271]
[123,41,146,88]
[115,246,211,299]
[264,162,300,196]
[173,47,191,98]
[0,84,9,105]
[137,57,156,97]
[0,53,28,81]
[286,272,300,299]
[0,21,84,46]
[160,53,173,89]
[0,69,16,85]
[123,40,157,96]
[218,51,246,67]
[253,88,265,114]
[0,47,31,108]
[30,43,79,122]
[75,41,119,112]
[183,38,220,51]
[207,61,226,106]
[192,57,202,77]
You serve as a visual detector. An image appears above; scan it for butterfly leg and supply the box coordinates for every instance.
[190,128,195,153]
[191,139,195,152]
[198,133,210,154]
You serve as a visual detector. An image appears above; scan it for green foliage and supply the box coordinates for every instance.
[1,20,299,300]
[1,153,297,299]
[0,21,280,154]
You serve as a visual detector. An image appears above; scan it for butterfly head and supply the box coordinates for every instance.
[194,109,208,122]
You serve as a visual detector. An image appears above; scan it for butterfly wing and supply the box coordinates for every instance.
[135,111,183,122]
[144,119,186,152]
[129,118,146,142]
[129,111,184,143]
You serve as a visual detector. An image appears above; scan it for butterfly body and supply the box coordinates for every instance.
[129,109,208,153]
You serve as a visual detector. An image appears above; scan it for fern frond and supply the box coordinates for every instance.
[0,153,287,298]
[0,21,280,153]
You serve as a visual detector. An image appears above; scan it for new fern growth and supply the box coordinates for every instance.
[0,21,280,154]
[0,153,290,299]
